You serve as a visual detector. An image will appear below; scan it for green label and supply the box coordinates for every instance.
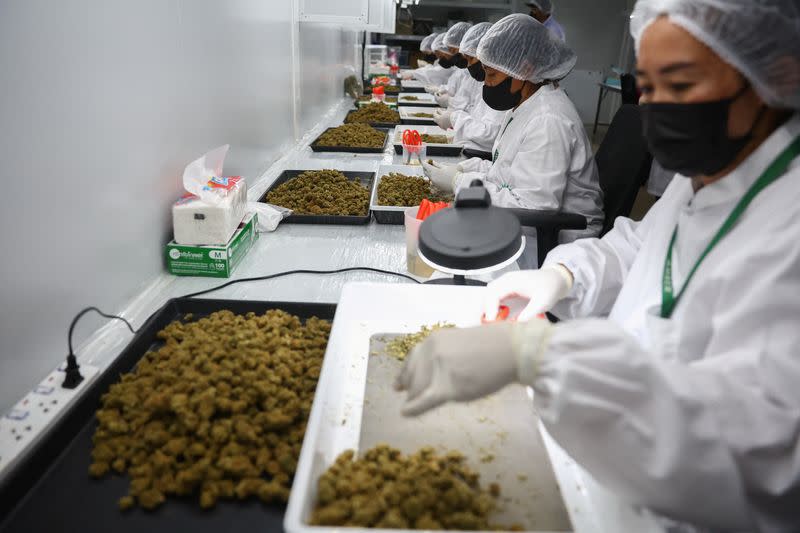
[166,213,257,278]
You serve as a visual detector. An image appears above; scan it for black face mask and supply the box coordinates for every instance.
[453,54,468,69]
[467,61,485,82]
[425,54,437,63]
[438,56,454,69]
[641,84,765,177]
[482,76,522,111]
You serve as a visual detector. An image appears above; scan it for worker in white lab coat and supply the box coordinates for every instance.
[432,23,506,153]
[426,22,472,108]
[526,0,566,42]
[434,23,487,116]
[407,34,455,88]
[416,33,438,66]
[398,0,800,531]
[423,14,603,268]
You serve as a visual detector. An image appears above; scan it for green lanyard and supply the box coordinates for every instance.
[493,116,514,163]
[661,136,800,319]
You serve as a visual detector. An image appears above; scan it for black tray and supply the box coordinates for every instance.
[309,127,387,154]
[399,85,426,93]
[259,170,375,225]
[401,117,437,126]
[462,147,493,161]
[0,298,337,533]
[372,208,405,225]
[393,142,463,157]
[343,111,401,130]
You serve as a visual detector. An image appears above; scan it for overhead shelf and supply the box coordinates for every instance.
[381,34,425,41]
[413,0,514,8]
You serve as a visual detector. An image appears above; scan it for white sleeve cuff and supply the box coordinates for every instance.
[512,320,554,386]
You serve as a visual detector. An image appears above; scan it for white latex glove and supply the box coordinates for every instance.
[421,160,461,192]
[435,93,451,108]
[402,72,414,80]
[395,320,552,416]
[483,265,574,322]
[433,109,453,129]
[424,85,440,94]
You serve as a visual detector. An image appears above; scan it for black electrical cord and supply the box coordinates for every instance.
[63,307,136,389]
[362,30,367,84]
[62,267,419,387]
[180,267,422,299]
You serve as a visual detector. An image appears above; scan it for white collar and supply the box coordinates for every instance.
[691,113,800,210]
[512,83,556,117]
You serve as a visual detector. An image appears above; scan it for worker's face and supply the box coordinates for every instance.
[636,16,764,138]
[465,55,479,67]
[529,7,547,23]
[448,46,459,56]
[483,65,525,93]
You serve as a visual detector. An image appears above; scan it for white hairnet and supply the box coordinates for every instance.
[631,0,800,110]
[525,0,553,13]
[432,34,449,54]
[444,22,472,49]
[477,13,576,83]
[459,22,492,58]
[420,33,437,53]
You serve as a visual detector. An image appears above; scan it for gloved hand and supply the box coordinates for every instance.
[433,109,453,129]
[424,85,440,94]
[435,92,451,108]
[401,72,414,81]
[483,265,574,322]
[395,320,553,416]
[421,160,461,192]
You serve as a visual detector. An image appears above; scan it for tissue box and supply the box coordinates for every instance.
[172,176,247,245]
[166,213,257,278]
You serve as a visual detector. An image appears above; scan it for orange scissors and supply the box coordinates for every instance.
[403,129,422,148]
[482,305,511,324]
[481,305,546,324]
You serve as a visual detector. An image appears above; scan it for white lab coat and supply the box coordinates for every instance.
[451,94,505,152]
[448,72,481,112]
[534,113,800,531]
[445,68,468,99]
[455,84,604,267]
[411,61,455,87]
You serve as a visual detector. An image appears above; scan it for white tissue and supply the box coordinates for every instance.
[172,145,248,245]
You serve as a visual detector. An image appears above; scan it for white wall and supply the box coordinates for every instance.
[543,0,631,125]
[0,0,359,412]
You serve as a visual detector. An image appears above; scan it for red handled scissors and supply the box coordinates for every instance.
[481,305,546,324]
[482,305,511,324]
[403,129,422,147]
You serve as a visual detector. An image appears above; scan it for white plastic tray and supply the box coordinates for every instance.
[399,106,442,124]
[392,125,455,148]
[287,284,573,533]
[369,164,428,221]
[285,282,667,533]
[397,93,437,106]
[401,79,426,90]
